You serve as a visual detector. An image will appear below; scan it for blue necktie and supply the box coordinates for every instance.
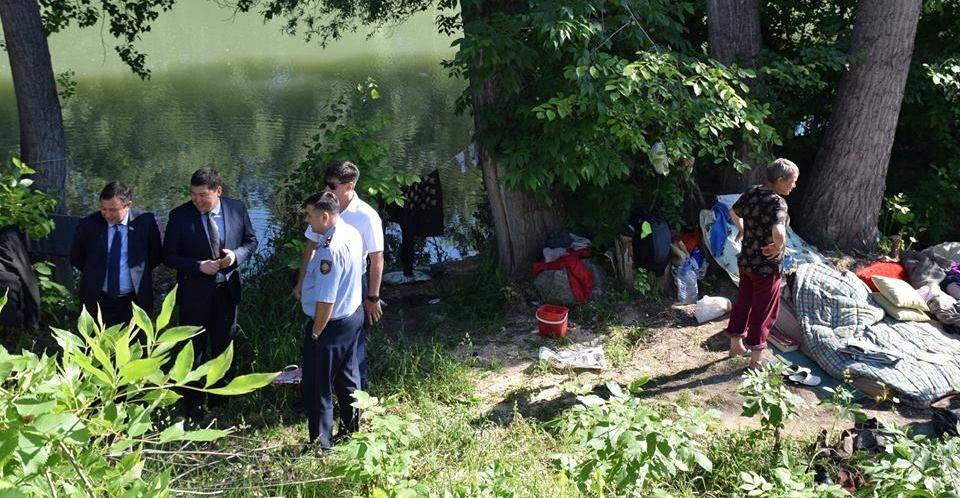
[107,225,122,297]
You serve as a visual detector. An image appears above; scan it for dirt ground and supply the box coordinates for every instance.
[382,258,932,437]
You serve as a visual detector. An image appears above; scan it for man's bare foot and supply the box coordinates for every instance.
[747,362,763,371]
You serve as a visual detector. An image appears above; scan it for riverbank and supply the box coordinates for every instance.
[160,254,930,496]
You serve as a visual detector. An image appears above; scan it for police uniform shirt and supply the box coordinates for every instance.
[303,195,384,257]
[300,221,365,320]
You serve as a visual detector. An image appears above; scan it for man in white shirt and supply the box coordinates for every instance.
[294,160,384,390]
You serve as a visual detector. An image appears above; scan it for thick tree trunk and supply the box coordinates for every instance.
[706,0,767,192]
[462,1,563,276]
[796,0,921,251]
[0,0,68,210]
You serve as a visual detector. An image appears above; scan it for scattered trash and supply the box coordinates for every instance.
[383,270,431,285]
[538,346,606,370]
[272,364,301,384]
[694,295,732,323]
[428,298,441,305]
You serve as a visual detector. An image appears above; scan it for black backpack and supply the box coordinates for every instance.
[629,214,671,275]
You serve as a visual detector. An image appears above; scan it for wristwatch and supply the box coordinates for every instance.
[366,295,380,303]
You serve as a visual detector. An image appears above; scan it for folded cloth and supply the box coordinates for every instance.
[838,340,900,366]
[532,248,594,303]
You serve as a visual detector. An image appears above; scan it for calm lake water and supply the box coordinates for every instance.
[0,3,481,262]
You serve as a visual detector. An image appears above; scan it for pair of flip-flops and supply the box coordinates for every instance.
[782,364,821,386]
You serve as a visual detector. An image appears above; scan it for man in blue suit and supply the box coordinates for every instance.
[70,181,162,327]
[163,167,258,421]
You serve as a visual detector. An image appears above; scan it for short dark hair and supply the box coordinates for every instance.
[99,181,133,204]
[190,167,223,190]
[324,160,359,184]
[304,191,340,214]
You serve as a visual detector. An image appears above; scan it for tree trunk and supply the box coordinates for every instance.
[796,0,921,251]
[706,0,767,193]
[0,0,68,210]
[461,1,563,276]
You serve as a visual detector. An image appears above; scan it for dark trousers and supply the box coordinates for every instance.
[359,276,370,390]
[358,326,368,391]
[97,293,134,328]
[726,266,782,350]
[302,306,363,448]
[182,284,238,411]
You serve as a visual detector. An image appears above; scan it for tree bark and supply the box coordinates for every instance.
[796,0,921,251]
[461,1,563,276]
[706,0,767,192]
[0,0,68,210]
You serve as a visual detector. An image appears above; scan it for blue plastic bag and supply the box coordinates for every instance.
[674,258,699,304]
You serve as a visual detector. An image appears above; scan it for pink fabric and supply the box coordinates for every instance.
[726,266,782,350]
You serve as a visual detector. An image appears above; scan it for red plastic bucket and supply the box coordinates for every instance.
[537,304,569,338]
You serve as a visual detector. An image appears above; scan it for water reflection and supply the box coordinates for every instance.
[0,5,480,262]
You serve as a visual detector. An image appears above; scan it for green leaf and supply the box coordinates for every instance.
[640,221,653,239]
[127,407,152,438]
[115,326,132,368]
[694,451,713,472]
[157,421,186,444]
[16,431,50,476]
[132,304,155,343]
[155,285,177,332]
[119,358,165,384]
[51,327,83,354]
[169,341,194,384]
[0,429,18,468]
[70,353,114,385]
[13,396,56,417]
[77,311,113,372]
[182,361,211,384]
[77,307,96,337]
[205,372,279,396]
[894,443,912,459]
[203,343,234,388]
[156,326,201,344]
[32,413,89,443]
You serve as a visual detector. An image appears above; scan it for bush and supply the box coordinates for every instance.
[274,79,418,233]
[0,157,56,240]
[0,288,277,496]
[552,381,718,495]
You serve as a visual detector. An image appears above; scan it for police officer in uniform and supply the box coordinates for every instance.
[299,191,366,450]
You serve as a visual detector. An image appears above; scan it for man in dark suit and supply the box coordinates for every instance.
[70,181,162,327]
[163,167,258,420]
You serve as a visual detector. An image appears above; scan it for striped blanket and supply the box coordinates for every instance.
[794,262,960,407]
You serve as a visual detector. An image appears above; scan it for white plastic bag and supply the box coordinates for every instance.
[695,295,732,324]
[538,346,606,370]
